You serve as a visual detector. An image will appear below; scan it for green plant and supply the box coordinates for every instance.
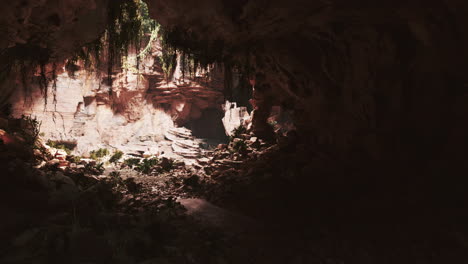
[47,140,74,155]
[109,171,121,178]
[109,150,124,163]
[90,148,109,160]
[18,115,41,146]
[229,125,247,142]
[95,163,105,174]
[108,171,125,191]
[124,158,141,167]
[135,158,159,174]
[232,139,248,154]
[72,156,82,163]
[84,162,105,175]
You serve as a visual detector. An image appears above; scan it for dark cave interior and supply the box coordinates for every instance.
[1,0,468,263]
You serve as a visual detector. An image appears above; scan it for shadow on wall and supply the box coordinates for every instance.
[186,108,228,141]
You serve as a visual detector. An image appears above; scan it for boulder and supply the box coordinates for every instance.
[49,172,79,206]
[56,154,67,161]
[47,159,60,166]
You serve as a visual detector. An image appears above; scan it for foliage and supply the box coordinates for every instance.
[17,115,42,147]
[90,148,109,160]
[109,150,124,163]
[135,158,159,174]
[85,162,105,175]
[0,44,57,106]
[123,157,175,174]
[68,0,156,84]
[124,158,141,167]
[231,139,248,154]
[109,171,121,179]
[47,140,75,155]
[229,125,248,142]
[108,171,126,191]
[72,156,82,163]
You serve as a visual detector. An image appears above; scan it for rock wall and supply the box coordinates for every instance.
[9,45,228,156]
[2,0,468,167]
[147,0,468,166]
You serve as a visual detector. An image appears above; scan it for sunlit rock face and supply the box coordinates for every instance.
[9,45,229,156]
[2,0,468,166]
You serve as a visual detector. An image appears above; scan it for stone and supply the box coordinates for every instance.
[33,148,42,157]
[49,172,79,206]
[183,175,200,187]
[217,144,227,150]
[56,154,67,161]
[55,149,68,156]
[48,147,58,156]
[159,157,172,171]
[34,161,46,169]
[47,159,60,166]
[59,160,70,167]
[222,101,251,136]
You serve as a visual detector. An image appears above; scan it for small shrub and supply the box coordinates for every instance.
[95,163,105,174]
[158,157,175,173]
[47,140,75,154]
[108,171,125,191]
[229,125,247,142]
[15,115,41,146]
[232,139,248,154]
[124,158,141,168]
[72,156,82,163]
[90,148,109,160]
[135,158,159,174]
[109,150,124,163]
[109,171,121,178]
[85,162,105,175]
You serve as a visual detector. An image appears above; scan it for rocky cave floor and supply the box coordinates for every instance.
[2,116,468,264]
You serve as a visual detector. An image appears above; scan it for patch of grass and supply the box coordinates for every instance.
[90,148,109,160]
[85,162,105,175]
[124,158,141,168]
[72,156,82,163]
[135,158,159,174]
[109,150,124,163]
[46,140,75,155]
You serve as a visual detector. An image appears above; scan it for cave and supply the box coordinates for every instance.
[1,0,468,263]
